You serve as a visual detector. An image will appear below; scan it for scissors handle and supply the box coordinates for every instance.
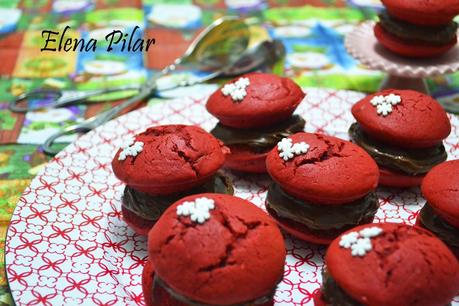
[42,62,191,155]
[42,84,153,155]
[9,86,141,113]
[42,123,93,155]
[10,88,62,113]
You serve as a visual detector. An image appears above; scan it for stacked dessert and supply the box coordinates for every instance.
[350,89,451,187]
[142,193,285,306]
[207,72,306,173]
[111,124,233,235]
[375,0,459,57]
[265,132,380,244]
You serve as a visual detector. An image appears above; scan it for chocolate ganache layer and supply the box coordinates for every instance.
[379,10,458,45]
[122,173,233,222]
[321,269,362,306]
[265,183,379,233]
[152,275,277,306]
[419,203,459,249]
[210,115,305,149]
[349,123,447,176]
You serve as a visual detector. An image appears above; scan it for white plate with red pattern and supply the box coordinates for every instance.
[6,89,459,306]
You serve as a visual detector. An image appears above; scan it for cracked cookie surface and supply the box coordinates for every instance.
[147,193,285,306]
[206,72,305,128]
[325,223,459,306]
[112,125,227,195]
[266,133,379,205]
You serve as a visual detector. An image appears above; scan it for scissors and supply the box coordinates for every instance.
[9,85,141,113]
[36,16,251,155]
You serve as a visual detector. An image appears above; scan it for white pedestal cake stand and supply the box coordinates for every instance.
[345,21,459,95]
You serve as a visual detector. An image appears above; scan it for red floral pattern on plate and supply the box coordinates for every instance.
[5,89,459,305]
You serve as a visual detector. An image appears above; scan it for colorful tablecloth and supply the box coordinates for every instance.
[1,0,459,304]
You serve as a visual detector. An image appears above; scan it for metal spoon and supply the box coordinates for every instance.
[155,38,286,96]
[221,39,285,76]
[42,16,250,155]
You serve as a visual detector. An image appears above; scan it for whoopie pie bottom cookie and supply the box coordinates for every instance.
[122,173,233,235]
[265,183,379,244]
[143,266,275,306]
[349,123,447,187]
[374,10,458,58]
[314,268,360,306]
[211,115,305,173]
[378,10,458,46]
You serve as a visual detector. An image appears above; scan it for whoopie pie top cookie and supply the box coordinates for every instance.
[112,125,227,195]
[422,160,459,228]
[206,72,305,129]
[148,193,286,305]
[351,89,451,149]
[381,0,459,26]
[266,133,379,205]
[324,223,459,306]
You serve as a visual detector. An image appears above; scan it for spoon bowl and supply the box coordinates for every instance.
[178,16,251,71]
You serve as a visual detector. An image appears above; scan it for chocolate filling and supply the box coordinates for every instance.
[210,115,305,149]
[378,10,458,45]
[265,183,379,235]
[321,268,362,306]
[122,173,234,222]
[349,123,447,176]
[152,274,276,306]
[419,203,459,249]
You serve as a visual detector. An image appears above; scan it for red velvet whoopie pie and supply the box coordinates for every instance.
[207,72,306,173]
[375,1,459,58]
[265,132,379,245]
[417,160,459,258]
[111,125,233,235]
[314,223,459,306]
[143,193,286,306]
[350,89,451,188]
